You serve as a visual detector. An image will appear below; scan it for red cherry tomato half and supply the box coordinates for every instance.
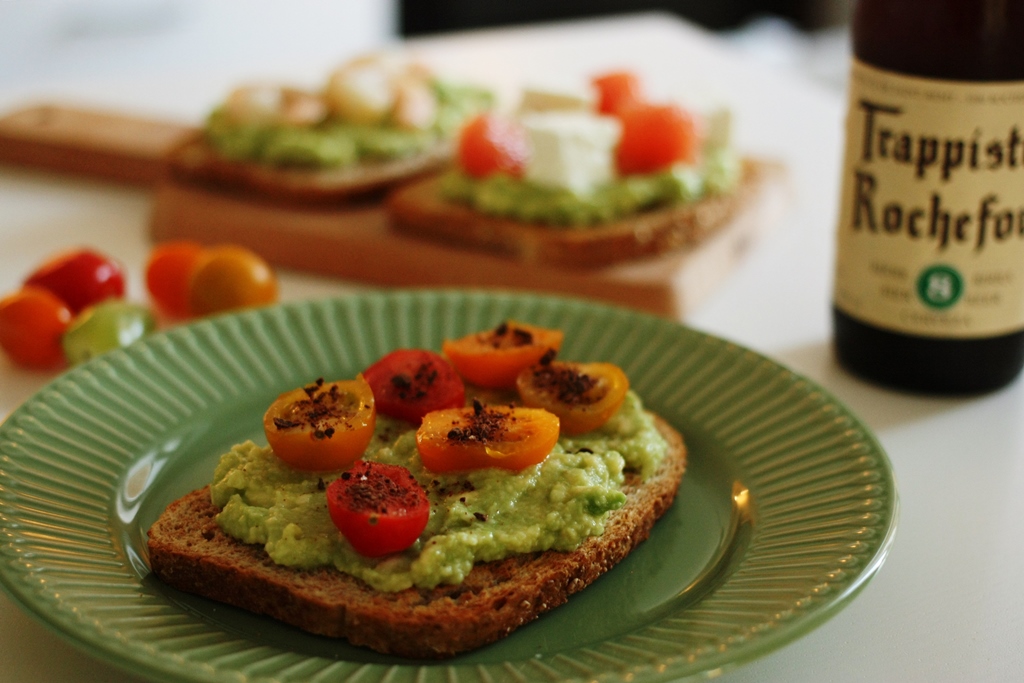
[24,248,125,314]
[457,114,529,178]
[263,376,376,471]
[326,460,430,557]
[442,320,565,389]
[188,245,278,316]
[0,286,72,369]
[516,360,630,435]
[363,349,466,424]
[616,103,699,175]
[592,70,645,116]
[416,401,560,473]
[146,241,205,318]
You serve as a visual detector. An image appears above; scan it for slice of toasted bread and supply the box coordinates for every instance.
[168,134,454,203]
[146,415,686,659]
[387,158,771,268]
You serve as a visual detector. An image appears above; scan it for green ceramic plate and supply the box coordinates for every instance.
[0,291,897,683]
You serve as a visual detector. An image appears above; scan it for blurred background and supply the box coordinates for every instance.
[0,0,852,99]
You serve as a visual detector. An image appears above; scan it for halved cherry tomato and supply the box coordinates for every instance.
[416,400,560,473]
[615,103,699,175]
[363,349,465,424]
[188,245,278,316]
[592,70,645,116]
[516,360,630,435]
[442,321,564,389]
[24,248,124,314]
[146,241,204,318]
[263,376,376,471]
[457,113,529,178]
[0,286,72,369]
[326,460,430,557]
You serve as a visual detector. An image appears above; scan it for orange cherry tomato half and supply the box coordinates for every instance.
[188,245,278,316]
[416,400,560,473]
[263,376,376,471]
[326,460,430,557]
[0,286,72,369]
[591,70,645,116]
[442,321,565,389]
[516,360,630,435]
[457,114,530,178]
[146,241,204,318]
[615,102,699,175]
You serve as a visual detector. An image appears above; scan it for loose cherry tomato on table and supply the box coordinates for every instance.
[326,460,430,557]
[24,248,125,314]
[615,102,699,175]
[263,376,376,471]
[363,349,465,424]
[457,114,530,178]
[0,287,72,369]
[416,400,560,473]
[442,321,564,389]
[61,300,156,365]
[516,360,630,435]
[146,241,205,318]
[188,245,278,316]
[591,70,645,116]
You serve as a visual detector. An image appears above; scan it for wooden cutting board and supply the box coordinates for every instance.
[0,103,790,318]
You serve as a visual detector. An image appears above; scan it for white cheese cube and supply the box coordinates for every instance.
[521,112,621,194]
[518,85,594,114]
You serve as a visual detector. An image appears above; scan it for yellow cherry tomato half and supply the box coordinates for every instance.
[416,400,560,473]
[263,376,376,471]
[188,245,278,316]
[516,360,629,435]
[442,320,564,389]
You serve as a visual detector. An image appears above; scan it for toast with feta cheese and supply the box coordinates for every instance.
[387,157,771,268]
[146,415,686,659]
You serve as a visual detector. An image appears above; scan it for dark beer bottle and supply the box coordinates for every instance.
[832,0,1024,393]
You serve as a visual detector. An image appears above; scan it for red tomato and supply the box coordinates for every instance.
[516,360,630,435]
[188,245,278,316]
[442,321,564,389]
[615,103,699,175]
[457,114,529,178]
[363,349,465,424]
[146,241,204,318]
[0,286,72,369]
[263,376,376,471]
[592,70,645,116]
[326,460,430,557]
[416,400,560,473]
[24,248,125,314]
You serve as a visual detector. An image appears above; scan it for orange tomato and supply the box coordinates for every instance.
[516,360,629,435]
[615,103,698,175]
[263,376,376,471]
[188,245,278,316]
[145,241,204,318]
[0,286,72,369]
[591,70,645,116]
[416,401,560,473]
[442,321,564,389]
[457,114,529,178]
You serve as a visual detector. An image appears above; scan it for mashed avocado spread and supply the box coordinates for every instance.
[211,390,668,592]
[440,148,740,226]
[206,81,493,168]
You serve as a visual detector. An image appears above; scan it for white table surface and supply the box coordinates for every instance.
[2,7,1023,683]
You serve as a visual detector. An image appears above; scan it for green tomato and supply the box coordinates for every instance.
[62,301,156,364]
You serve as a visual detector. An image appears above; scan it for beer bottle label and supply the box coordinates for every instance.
[834,60,1024,338]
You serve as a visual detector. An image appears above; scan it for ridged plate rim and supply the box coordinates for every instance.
[0,290,898,683]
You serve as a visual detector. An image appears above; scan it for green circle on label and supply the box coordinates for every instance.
[916,265,963,309]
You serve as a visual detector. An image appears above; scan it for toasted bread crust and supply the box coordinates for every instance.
[146,415,686,659]
[387,158,769,268]
[167,134,454,203]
